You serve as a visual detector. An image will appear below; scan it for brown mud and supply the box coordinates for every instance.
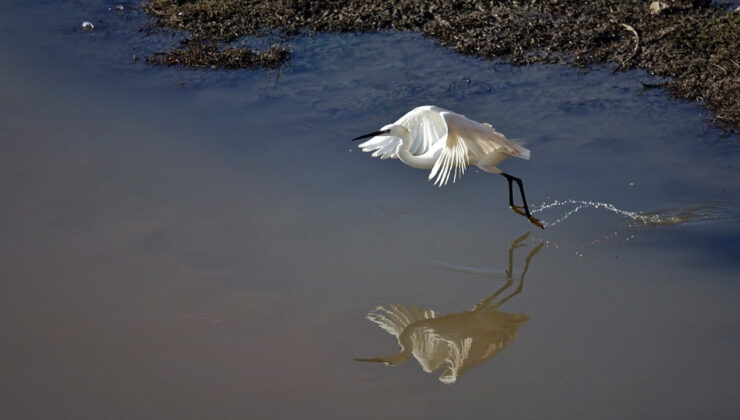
[142,0,740,135]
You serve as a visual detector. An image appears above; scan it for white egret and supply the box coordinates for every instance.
[352,106,543,228]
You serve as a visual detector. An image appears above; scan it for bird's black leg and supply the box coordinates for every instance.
[501,173,520,210]
[504,174,515,207]
[514,177,531,217]
[501,173,544,229]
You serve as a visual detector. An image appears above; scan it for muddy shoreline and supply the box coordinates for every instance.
[142,0,740,135]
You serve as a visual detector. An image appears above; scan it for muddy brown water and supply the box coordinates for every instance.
[1,1,739,419]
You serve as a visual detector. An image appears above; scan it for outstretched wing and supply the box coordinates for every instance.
[358,106,447,159]
[428,111,530,186]
[357,132,400,160]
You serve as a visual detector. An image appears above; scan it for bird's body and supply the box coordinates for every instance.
[355,105,530,186]
[352,106,543,228]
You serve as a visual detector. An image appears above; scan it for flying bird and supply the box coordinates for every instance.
[352,106,543,228]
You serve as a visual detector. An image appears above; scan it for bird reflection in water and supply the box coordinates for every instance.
[355,233,543,384]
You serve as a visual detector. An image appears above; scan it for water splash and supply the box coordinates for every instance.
[529,200,740,256]
[639,205,740,225]
[531,199,740,228]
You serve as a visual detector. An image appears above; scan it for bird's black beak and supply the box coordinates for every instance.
[351,129,390,141]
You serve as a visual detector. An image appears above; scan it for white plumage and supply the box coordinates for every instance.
[356,105,529,186]
[352,106,542,228]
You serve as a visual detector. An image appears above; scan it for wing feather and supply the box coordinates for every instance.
[428,111,530,186]
[366,304,436,337]
[358,106,447,159]
[359,107,530,187]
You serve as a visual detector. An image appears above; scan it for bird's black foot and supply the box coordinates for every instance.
[510,206,545,229]
[528,216,545,229]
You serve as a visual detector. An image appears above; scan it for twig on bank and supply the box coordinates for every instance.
[619,23,640,70]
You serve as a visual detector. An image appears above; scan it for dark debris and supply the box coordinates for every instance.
[146,40,290,69]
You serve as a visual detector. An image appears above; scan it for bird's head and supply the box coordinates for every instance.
[351,124,408,142]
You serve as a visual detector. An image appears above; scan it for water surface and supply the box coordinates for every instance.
[1,1,739,419]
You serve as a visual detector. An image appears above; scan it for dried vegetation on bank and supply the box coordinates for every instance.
[143,0,740,134]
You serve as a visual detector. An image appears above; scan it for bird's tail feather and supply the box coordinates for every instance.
[509,141,530,160]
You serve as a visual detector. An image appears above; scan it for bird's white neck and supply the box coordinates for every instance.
[394,125,436,169]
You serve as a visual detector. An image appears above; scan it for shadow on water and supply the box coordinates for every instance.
[355,233,543,384]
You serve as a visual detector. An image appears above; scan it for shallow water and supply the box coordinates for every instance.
[1,1,739,419]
